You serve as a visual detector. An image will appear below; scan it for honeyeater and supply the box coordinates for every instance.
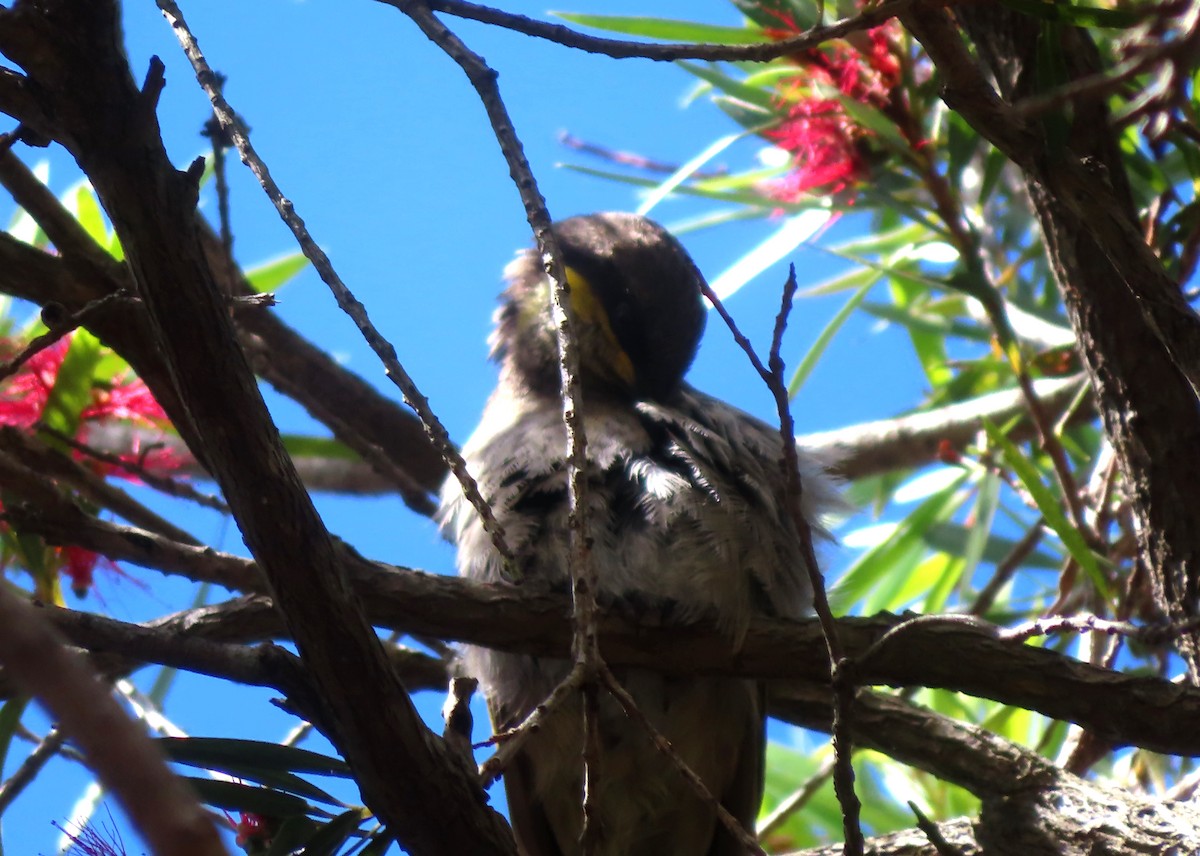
[438,212,837,855]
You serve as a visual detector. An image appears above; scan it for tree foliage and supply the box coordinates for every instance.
[0,0,1199,853]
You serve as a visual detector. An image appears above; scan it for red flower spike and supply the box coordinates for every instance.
[937,439,963,466]
[757,8,904,200]
[0,336,70,428]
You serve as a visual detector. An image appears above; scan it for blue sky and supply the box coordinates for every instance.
[0,1,926,851]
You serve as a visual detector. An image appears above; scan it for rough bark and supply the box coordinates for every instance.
[902,0,1200,673]
[0,2,513,852]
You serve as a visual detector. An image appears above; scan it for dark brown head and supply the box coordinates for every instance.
[493,212,707,402]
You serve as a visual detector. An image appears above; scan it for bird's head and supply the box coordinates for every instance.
[493,212,707,402]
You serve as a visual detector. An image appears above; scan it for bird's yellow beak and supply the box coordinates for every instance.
[565,266,636,388]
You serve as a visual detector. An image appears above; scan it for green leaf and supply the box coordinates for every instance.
[263,815,323,856]
[245,251,311,294]
[1034,22,1071,155]
[563,164,795,210]
[760,741,834,848]
[711,94,778,132]
[638,131,753,217]
[922,521,1059,570]
[182,776,324,818]
[553,13,770,44]
[889,274,952,387]
[982,419,1109,596]
[825,221,930,260]
[297,808,369,856]
[281,434,361,462]
[978,146,1009,206]
[788,276,875,397]
[860,301,989,341]
[161,737,350,806]
[41,328,104,439]
[70,183,110,247]
[709,209,833,299]
[731,0,821,31]
[832,470,970,612]
[678,61,778,112]
[159,736,352,777]
[815,84,912,154]
[993,0,1142,27]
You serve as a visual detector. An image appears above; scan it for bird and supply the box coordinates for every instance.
[438,212,838,855]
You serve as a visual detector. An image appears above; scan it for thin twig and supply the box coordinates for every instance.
[392,0,916,63]
[477,666,588,787]
[700,272,863,854]
[0,585,226,855]
[908,801,966,856]
[757,755,836,838]
[35,422,229,514]
[381,1,606,842]
[0,727,67,814]
[598,664,766,856]
[969,521,1046,616]
[0,291,130,385]
[0,428,201,547]
[199,73,235,260]
[558,131,729,178]
[999,613,1200,646]
[156,0,517,573]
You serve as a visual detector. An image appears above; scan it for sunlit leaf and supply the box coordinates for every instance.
[281,435,361,462]
[678,61,778,111]
[789,275,874,396]
[638,131,753,217]
[554,13,770,44]
[831,470,969,612]
[708,210,832,299]
[245,251,311,294]
[982,419,1109,597]
[41,328,103,440]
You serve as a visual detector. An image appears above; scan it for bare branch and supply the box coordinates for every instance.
[0,585,226,855]
[390,0,915,63]
[158,0,510,560]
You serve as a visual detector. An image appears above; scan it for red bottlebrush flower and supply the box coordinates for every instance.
[233,812,276,853]
[79,372,185,478]
[757,10,903,200]
[60,546,106,597]
[53,815,127,856]
[83,375,169,426]
[0,336,70,428]
[937,438,963,466]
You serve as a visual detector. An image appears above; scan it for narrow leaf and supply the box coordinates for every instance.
[183,777,320,818]
[788,276,875,397]
[158,737,352,777]
[245,251,311,294]
[982,419,1109,596]
[553,13,770,44]
[709,210,832,299]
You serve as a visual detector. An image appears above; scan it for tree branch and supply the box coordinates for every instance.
[902,0,1200,669]
[0,1,513,850]
[14,491,1200,758]
[0,584,226,855]
[389,0,914,63]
